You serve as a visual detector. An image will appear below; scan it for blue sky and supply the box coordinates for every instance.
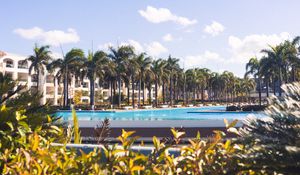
[1,0,300,76]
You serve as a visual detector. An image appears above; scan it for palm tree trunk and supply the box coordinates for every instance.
[63,75,68,107]
[193,87,196,103]
[118,75,121,107]
[162,82,165,104]
[266,79,269,97]
[170,76,173,106]
[148,85,152,105]
[142,81,145,105]
[132,76,135,108]
[90,78,95,109]
[155,77,158,107]
[272,76,276,95]
[36,71,40,92]
[258,77,262,106]
[279,67,282,97]
[183,78,186,105]
[138,77,141,107]
[127,82,130,105]
[201,86,204,103]
[173,78,176,103]
[110,81,113,106]
[292,66,296,82]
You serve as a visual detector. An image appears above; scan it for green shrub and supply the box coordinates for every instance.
[237,82,300,174]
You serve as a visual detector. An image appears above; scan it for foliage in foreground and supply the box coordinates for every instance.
[237,82,300,174]
[0,106,247,174]
[1,82,300,174]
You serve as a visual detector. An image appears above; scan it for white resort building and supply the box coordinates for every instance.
[0,51,157,105]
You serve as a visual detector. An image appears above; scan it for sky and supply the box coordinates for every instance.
[1,0,300,77]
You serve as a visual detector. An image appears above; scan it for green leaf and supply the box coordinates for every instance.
[6,122,14,131]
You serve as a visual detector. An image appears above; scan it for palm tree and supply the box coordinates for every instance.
[135,53,152,107]
[261,45,285,96]
[242,76,256,102]
[128,56,140,108]
[151,59,167,107]
[108,46,134,108]
[27,44,52,92]
[82,51,108,109]
[166,55,180,106]
[245,57,262,105]
[47,48,84,107]
[103,61,117,107]
[282,37,300,82]
[197,68,211,103]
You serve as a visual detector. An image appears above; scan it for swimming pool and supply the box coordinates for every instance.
[55,106,264,121]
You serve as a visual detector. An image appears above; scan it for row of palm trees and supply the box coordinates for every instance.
[245,36,300,105]
[27,44,257,109]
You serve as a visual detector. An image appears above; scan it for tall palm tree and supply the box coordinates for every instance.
[27,44,52,92]
[282,37,300,82]
[103,61,117,106]
[242,76,256,102]
[245,57,262,105]
[135,53,152,106]
[128,56,140,108]
[151,59,167,107]
[82,51,108,109]
[108,46,134,108]
[47,48,84,107]
[166,55,180,106]
[197,68,211,103]
[185,68,198,103]
[261,45,285,96]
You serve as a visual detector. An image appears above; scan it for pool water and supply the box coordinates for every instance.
[55,106,264,121]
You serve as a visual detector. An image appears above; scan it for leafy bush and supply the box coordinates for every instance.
[237,82,300,174]
[241,105,266,111]
[226,105,241,111]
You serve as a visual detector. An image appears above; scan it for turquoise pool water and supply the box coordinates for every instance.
[55,106,264,121]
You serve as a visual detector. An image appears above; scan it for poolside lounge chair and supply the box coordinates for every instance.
[123,106,133,110]
[160,104,169,108]
[143,105,153,109]
[173,104,182,108]
[187,104,194,107]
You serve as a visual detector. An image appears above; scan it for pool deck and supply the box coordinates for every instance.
[76,119,242,128]
[76,120,242,141]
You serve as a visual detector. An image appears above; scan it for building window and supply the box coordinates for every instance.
[18,60,28,69]
[5,60,14,68]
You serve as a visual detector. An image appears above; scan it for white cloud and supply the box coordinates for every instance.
[184,51,224,69]
[14,27,80,47]
[98,40,168,56]
[204,21,225,36]
[120,40,144,53]
[145,41,168,56]
[98,40,144,54]
[138,6,197,27]
[228,32,290,63]
[162,33,173,42]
